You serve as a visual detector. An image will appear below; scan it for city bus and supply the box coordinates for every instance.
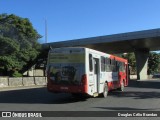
[46,47,128,97]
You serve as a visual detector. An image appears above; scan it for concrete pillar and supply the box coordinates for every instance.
[134,49,149,80]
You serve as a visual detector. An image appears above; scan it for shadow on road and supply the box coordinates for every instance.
[128,79,160,89]
[0,87,87,104]
[109,90,160,99]
[95,79,160,99]
[0,80,160,104]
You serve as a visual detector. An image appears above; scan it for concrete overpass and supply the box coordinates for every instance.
[43,28,160,80]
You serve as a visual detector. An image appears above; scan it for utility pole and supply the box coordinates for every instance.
[45,19,48,43]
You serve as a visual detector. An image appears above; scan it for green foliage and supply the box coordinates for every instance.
[122,53,136,74]
[122,52,160,75]
[0,36,19,54]
[148,52,160,74]
[12,71,23,77]
[0,13,41,76]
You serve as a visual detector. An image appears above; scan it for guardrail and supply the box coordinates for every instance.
[0,77,47,88]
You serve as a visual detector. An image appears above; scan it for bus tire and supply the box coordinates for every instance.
[120,80,125,91]
[103,84,108,98]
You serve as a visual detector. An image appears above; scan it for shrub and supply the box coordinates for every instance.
[12,71,23,77]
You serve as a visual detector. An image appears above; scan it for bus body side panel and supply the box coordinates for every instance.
[85,48,94,96]
[86,48,102,96]
[125,63,129,86]
[105,72,119,91]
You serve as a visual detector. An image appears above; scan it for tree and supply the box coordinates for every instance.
[0,14,41,76]
[148,52,160,75]
[122,52,160,75]
[122,53,136,74]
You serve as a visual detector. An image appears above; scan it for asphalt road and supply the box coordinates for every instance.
[0,79,160,120]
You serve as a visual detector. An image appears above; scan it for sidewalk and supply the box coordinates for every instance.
[129,79,160,89]
[130,78,160,81]
[0,85,46,92]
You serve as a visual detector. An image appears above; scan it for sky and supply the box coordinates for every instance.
[1,0,160,44]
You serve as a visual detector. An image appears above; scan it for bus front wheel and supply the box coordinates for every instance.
[103,84,108,98]
[119,80,125,91]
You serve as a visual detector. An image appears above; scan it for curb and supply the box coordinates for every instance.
[0,85,46,92]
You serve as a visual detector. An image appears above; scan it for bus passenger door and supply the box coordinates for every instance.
[93,58,100,93]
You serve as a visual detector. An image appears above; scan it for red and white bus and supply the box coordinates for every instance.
[46,47,128,97]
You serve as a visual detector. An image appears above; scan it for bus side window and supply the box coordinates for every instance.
[119,62,122,72]
[118,62,125,72]
[89,54,93,72]
[115,61,118,72]
[101,56,105,72]
[121,62,125,72]
[116,61,119,72]
[105,58,110,72]
[110,59,113,72]
[111,59,116,72]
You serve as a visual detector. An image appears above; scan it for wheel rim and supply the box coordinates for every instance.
[121,82,124,91]
[103,85,108,98]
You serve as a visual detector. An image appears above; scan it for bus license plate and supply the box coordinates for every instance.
[60,87,68,90]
